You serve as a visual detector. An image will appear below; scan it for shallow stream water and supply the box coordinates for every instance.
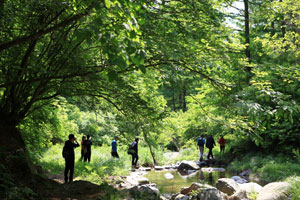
[144,169,232,194]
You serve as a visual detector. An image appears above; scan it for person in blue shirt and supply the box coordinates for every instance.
[197,135,205,161]
[111,136,119,158]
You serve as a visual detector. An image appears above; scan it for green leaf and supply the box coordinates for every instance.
[108,70,118,82]
[104,0,111,8]
[139,64,146,73]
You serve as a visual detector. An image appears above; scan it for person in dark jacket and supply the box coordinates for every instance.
[206,135,216,159]
[64,134,79,183]
[130,138,139,168]
[83,135,92,163]
[80,135,86,161]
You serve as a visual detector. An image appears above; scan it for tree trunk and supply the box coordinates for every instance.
[0,119,34,178]
[142,130,157,165]
[279,0,286,38]
[244,0,252,83]
[171,137,180,152]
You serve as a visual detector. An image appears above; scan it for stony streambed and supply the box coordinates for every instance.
[107,160,291,200]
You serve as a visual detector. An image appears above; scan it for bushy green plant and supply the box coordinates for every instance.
[228,153,300,182]
[287,176,300,200]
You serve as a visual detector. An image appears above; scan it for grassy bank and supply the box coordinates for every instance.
[39,143,168,184]
[227,152,300,200]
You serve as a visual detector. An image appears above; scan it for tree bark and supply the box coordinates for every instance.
[279,0,286,38]
[244,0,252,83]
[0,119,34,178]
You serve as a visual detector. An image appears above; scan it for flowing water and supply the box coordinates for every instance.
[144,169,231,194]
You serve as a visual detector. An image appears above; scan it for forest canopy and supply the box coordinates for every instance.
[1,0,300,183]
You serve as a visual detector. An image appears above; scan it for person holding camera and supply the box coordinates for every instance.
[63,134,79,183]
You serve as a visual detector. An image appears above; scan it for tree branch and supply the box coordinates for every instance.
[0,3,95,52]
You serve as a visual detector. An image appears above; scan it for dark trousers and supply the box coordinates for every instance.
[207,148,214,159]
[80,150,84,161]
[220,145,225,153]
[84,151,91,162]
[112,152,119,158]
[64,159,74,183]
[131,153,138,166]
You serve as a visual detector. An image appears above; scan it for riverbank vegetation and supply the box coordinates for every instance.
[1,0,300,199]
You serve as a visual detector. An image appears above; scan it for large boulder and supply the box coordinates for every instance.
[216,178,240,196]
[179,182,228,200]
[177,160,200,171]
[229,189,249,200]
[256,182,291,200]
[129,184,160,199]
[239,182,262,196]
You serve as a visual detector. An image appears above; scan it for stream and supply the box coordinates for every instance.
[144,169,232,194]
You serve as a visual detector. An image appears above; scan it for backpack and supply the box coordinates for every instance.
[127,142,135,155]
[197,138,204,146]
[62,145,69,158]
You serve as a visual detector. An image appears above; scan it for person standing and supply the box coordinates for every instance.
[63,134,79,183]
[218,135,226,154]
[197,135,205,161]
[111,136,119,158]
[83,135,92,163]
[130,138,139,168]
[80,135,86,161]
[206,135,216,159]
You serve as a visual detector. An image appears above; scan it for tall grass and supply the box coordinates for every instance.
[287,176,300,200]
[39,143,168,184]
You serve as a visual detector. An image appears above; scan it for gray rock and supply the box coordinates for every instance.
[239,182,262,195]
[239,169,251,178]
[155,166,164,170]
[137,177,150,185]
[256,182,291,200]
[177,160,200,171]
[139,184,160,196]
[231,176,248,184]
[140,167,152,171]
[216,178,240,196]
[180,182,228,200]
[174,194,189,200]
[164,173,174,179]
[188,183,228,200]
[201,167,226,172]
[196,160,208,167]
[230,189,249,200]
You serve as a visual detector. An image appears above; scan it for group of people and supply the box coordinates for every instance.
[63,134,139,183]
[197,135,226,161]
[63,134,93,183]
[63,133,225,183]
[80,135,93,162]
[111,136,139,168]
